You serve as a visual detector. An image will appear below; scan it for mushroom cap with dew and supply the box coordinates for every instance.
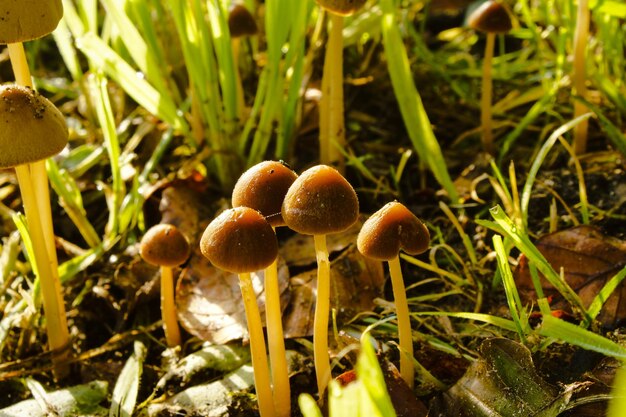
[228,3,258,38]
[232,160,298,227]
[357,201,430,261]
[282,165,359,236]
[200,207,278,274]
[0,0,64,44]
[315,0,367,16]
[0,85,68,168]
[467,0,512,34]
[140,224,191,268]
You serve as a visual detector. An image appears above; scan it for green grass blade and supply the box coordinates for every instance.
[587,266,626,322]
[380,0,458,202]
[77,33,188,134]
[357,334,398,417]
[298,394,323,417]
[539,315,626,360]
[110,341,146,417]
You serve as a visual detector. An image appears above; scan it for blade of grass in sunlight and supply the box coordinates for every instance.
[89,72,125,237]
[298,394,323,417]
[488,205,589,322]
[587,266,626,322]
[46,159,101,248]
[380,0,458,202]
[520,113,594,230]
[493,235,528,341]
[539,315,626,360]
[607,363,626,417]
[76,33,188,134]
[414,311,518,333]
[357,333,397,417]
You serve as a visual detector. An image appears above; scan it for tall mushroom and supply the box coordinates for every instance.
[140,224,190,348]
[281,164,359,397]
[200,207,278,417]
[316,0,366,173]
[467,0,512,155]
[0,85,70,370]
[232,160,298,417]
[1,0,68,373]
[357,201,430,389]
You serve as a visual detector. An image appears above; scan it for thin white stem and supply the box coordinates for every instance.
[160,266,181,347]
[388,255,414,389]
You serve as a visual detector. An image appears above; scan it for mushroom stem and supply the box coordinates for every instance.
[573,0,589,154]
[7,43,31,86]
[388,255,414,389]
[320,13,345,173]
[160,266,182,347]
[480,32,495,155]
[264,255,291,417]
[239,272,276,417]
[313,233,331,397]
[15,165,70,370]
[232,37,245,123]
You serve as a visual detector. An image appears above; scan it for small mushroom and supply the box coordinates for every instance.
[357,201,430,389]
[316,0,367,172]
[228,2,258,122]
[467,0,512,155]
[232,160,298,417]
[281,164,359,396]
[200,207,278,417]
[140,224,190,347]
[0,84,70,371]
[0,0,63,44]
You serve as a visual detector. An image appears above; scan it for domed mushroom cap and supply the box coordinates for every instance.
[200,207,278,274]
[0,85,68,168]
[316,0,367,16]
[357,202,430,261]
[228,3,258,38]
[232,160,298,227]
[140,224,191,267]
[281,165,359,236]
[467,0,512,34]
[0,0,63,44]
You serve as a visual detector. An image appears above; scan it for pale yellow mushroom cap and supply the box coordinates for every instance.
[0,0,63,44]
[0,85,68,168]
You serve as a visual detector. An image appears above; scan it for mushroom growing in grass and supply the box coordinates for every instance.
[316,0,366,172]
[357,201,430,389]
[140,224,190,348]
[467,0,512,155]
[0,84,70,370]
[200,207,278,417]
[228,2,258,122]
[281,164,359,397]
[232,160,298,417]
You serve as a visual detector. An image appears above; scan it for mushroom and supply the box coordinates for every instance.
[281,164,359,397]
[316,0,366,172]
[0,0,63,45]
[228,2,258,122]
[232,160,298,417]
[140,224,190,347]
[357,201,430,389]
[467,0,512,155]
[0,84,70,369]
[200,207,278,417]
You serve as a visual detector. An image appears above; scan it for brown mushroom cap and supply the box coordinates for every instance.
[357,202,430,261]
[0,85,68,168]
[200,207,278,274]
[281,165,359,236]
[140,224,191,267]
[228,3,258,38]
[315,0,367,16]
[232,160,298,227]
[0,0,63,44]
[467,0,513,34]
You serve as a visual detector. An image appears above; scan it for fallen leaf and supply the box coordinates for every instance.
[515,226,626,326]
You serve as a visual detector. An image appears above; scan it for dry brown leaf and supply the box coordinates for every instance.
[515,225,626,326]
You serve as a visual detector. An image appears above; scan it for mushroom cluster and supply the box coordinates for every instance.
[1,0,70,375]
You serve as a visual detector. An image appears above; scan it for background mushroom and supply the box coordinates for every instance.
[232,160,298,417]
[140,224,190,347]
[281,164,359,397]
[357,201,430,389]
[200,207,278,417]
[467,0,513,155]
